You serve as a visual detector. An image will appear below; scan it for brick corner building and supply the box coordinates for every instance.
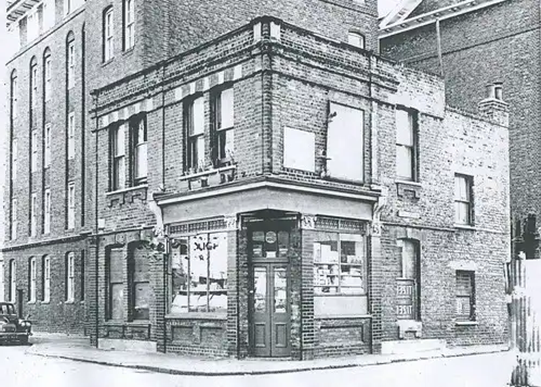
[4,0,511,358]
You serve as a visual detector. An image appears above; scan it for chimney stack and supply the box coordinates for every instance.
[478,82,509,127]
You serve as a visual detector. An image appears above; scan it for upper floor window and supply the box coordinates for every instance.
[66,252,75,302]
[43,0,56,31]
[67,37,75,89]
[111,124,126,190]
[10,71,18,119]
[326,102,364,182]
[11,138,18,181]
[396,108,417,181]
[27,9,40,42]
[30,193,38,237]
[31,129,38,172]
[131,116,147,184]
[67,182,75,230]
[44,188,51,234]
[42,255,51,302]
[123,0,135,51]
[11,199,18,240]
[348,31,365,49]
[184,96,205,172]
[44,123,52,168]
[44,50,52,101]
[28,257,37,302]
[212,87,235,167]
[455,174,474,225]
[103,7,114,62]
[30,59,38,107]
[68,112,75,159]
[8,25,20,57]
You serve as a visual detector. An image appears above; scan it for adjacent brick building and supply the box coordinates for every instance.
[379,0,538,224]
[89,16,510,359]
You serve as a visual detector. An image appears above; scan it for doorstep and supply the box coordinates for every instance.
[25,338,510,376]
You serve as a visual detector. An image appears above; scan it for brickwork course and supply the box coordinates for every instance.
[4,0,510,359]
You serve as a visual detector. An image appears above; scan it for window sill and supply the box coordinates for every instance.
[314,293,367,297]
[27,301,36,305]
[101,58,114,67]
[396,180,422,199]
[454,224,476,231]
[41,301,50,305]
[64,300,75,304]
[122,47,135,57]
[315,314,372,320]
[106,184,148,207]
[106,184,149,196]
[165,313,227,321]
[455,321,478,326]
[180,165,236,181]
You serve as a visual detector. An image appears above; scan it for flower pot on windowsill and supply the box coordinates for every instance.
[208,172,221,186]
[179,179,190,191]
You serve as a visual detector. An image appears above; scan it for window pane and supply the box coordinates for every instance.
[134,282,150,320]
[396,145,413,180]
[135,143,147,179]
[196,137,205,168]
[192,97,204,135]
[396,109,413,146]
[274,267,287,313]
[314,232,339,295]
[220,88,234,129]
[340,238,365,295]
[171,239,189,314]
[456,296,471,316]
[111,284,124,320]
[455,176,468,200]
[253,267,267,312]
[401,241,417,279]
[455,202,470,224]
[208,233,227,312]
[116,125,125,156]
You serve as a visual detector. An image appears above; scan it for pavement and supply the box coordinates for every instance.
[25,333,512,376]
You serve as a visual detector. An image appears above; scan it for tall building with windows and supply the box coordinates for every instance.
[4,0,511,359]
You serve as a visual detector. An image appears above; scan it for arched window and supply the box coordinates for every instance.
[30,57,38,108]
[66,32,75,89]
[42,255,51,302]
[43,48,52,102]
[103,6,114,62]
[28,257,37,302]
[10,70,18,120]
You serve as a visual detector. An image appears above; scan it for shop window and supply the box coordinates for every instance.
[108,248,124,320]
[211,87,234,166]
[184,96,205,172]
[170,232,228,314]
[9,260,16,303]
[326,102,364,182]
[456,271,475,321]
[130,115,147,184]
[396,108,417,181]
[42,255,51,302]
[129,244,150,321]
[313,232,366,295]
[28,257,37,302]
[455,174,474,225]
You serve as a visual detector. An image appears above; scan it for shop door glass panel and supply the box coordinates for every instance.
[254,267,267,312]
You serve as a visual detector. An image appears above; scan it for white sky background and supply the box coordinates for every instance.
[0,0,400,256]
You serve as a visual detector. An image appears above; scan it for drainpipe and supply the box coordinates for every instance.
[435,19,444,77]
[93,93,99,348]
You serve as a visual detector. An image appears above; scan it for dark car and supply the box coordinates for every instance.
[0,302,32,345]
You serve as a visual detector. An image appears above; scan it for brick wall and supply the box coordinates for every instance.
[380,0,540,223]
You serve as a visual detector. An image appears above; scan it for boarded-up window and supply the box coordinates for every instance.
[326,102,364,182]
[130,245,150,321]
[283,127,315,172]
[109,248,124,321]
